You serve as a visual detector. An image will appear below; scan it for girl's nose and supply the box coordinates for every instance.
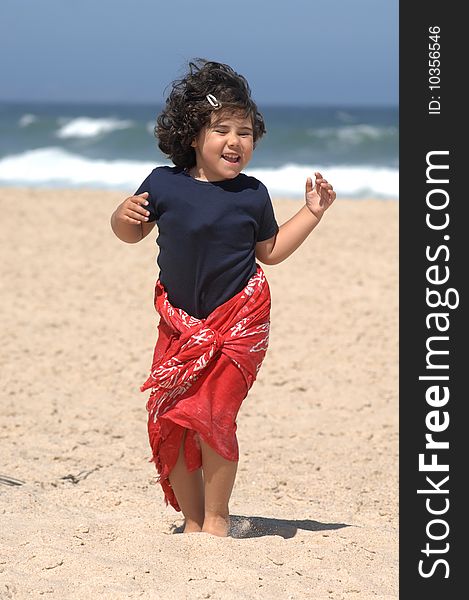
[227,132,240,147]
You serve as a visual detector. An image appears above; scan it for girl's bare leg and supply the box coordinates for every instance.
[168,430,205,533]
[199,436,238,537]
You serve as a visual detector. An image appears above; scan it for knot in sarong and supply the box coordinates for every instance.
[179,325,224,354]
[142,324,225,395]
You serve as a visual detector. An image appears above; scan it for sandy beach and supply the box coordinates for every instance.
[0,188,398,599]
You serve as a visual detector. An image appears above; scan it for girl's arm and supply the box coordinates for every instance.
[256,172,335,265]
[110,192,155,243]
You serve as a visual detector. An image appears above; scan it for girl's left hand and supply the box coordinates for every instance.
[305,172,336,219]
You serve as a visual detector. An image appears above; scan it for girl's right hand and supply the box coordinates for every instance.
[114,192,151,225]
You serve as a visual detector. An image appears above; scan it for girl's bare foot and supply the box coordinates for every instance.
[183,519,203,533]
[198,436,236,537]
[202,513,230,537]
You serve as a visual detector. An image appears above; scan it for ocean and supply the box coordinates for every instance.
[0,101,398,199]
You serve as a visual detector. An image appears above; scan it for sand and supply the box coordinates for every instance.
[0,188,398,599]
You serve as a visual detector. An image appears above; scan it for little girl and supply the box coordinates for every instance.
[111,59,335,537]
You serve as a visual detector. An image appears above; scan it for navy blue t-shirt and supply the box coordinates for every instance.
[135,166,278,319]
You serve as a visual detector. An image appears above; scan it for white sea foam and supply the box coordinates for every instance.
[146,121,156,135]
[55,117,133,139]
[335,110,357,123]
[18,114,38,127]
[0,147,154,189]
[309,124,397,143]
[247,164,398,198]
[0,148,398,198]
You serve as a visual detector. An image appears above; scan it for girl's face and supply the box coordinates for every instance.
[190,111,254,181]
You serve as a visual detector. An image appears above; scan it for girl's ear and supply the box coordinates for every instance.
[191,126,205,149]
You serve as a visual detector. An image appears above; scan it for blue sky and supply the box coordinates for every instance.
[0,0,398,106]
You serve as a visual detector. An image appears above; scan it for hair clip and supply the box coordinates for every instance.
[206,94,221,109]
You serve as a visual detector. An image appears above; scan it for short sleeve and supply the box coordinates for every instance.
[257,189,279,242]
[134,172,157,222]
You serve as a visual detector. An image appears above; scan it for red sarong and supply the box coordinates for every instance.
[140,265,271,511]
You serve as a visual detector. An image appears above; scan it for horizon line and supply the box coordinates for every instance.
[0,97,399,109]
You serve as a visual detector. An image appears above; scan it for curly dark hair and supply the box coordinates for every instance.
[156,59,266,169]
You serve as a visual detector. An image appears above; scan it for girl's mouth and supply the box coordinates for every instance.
[222,154,240,164]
